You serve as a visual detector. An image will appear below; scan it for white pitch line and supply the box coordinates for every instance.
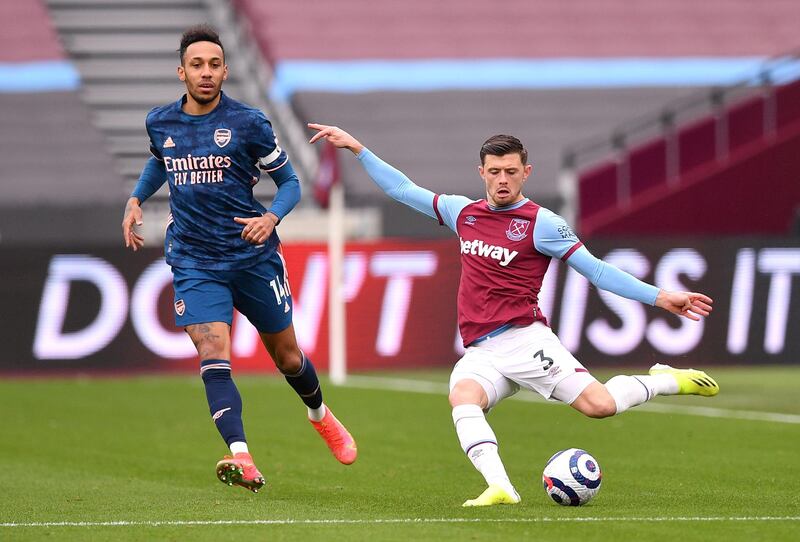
[2,517,799,527]
[343,375,800,425]
[346,375,446,394]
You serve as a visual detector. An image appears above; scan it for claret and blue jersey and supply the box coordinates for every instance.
[434,196,584,345]
[134,92,298,270]
[356,147,660,346]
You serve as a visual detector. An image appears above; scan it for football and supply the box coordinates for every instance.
[542,448,602,506]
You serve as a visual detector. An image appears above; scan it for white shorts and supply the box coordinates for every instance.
[449,322,597,409]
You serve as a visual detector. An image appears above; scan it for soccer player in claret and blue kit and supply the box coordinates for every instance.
[121,26,357,494]
[309,123,720,507]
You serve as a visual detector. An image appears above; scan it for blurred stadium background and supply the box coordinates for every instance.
[2,0,799,377]
[3,1,800,538]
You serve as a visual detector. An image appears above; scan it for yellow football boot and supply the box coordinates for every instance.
[462,484,521,507]
[649,363,719,396]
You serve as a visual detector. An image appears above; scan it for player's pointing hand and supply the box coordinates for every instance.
[308,123,364,155]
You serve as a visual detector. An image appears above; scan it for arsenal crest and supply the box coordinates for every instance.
[506,218,530,241]
[174,299,186,316]
[214,128,231,148]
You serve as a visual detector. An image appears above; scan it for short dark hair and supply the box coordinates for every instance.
[480,134,528,165]
[179,25,224,63]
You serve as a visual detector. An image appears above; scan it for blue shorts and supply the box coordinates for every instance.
[171,252,293,333]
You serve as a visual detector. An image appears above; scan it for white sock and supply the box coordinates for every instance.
[605,374,679,414]
[644,373,680,396]
[308,403,327,422]
[230,441,249,455]
[452,404,516,495]
[467,443,516,494]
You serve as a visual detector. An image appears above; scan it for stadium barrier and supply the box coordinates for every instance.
[1,238,797,374]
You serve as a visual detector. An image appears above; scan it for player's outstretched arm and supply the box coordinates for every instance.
[122,197,144,251]
[654,290,713,321]
[566,247,713,321]
[534,209,712,321]
[308,123,446,221]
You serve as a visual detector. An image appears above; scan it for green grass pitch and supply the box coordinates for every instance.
[1,366,799,541]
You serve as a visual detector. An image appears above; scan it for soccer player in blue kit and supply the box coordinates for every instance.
[121,26,357,494]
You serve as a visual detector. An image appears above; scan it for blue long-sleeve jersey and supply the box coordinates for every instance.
[132,92,300,270]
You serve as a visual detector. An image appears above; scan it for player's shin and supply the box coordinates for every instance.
[201,360,246,446]
[282,352,325,419]
[452,404,516,496]
[604,373,678,414]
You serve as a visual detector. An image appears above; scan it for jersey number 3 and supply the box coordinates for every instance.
[535,349,554,371]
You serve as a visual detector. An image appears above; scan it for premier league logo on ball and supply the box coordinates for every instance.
[506,218,530,241]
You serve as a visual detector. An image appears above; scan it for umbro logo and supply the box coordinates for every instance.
[464,215,477,225]
[163,136,175,148]
[212,407,231,421]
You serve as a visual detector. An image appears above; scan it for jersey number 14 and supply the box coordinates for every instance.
[269,273,291,305]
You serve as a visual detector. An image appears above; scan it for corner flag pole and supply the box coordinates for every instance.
[328,180,347,385]
[313,140,346,385]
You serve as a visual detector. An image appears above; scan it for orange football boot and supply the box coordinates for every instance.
[215,452,266,493]
[310,408,358,465]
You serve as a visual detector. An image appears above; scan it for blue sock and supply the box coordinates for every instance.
[282,353,323,409]
[201,360,246,447]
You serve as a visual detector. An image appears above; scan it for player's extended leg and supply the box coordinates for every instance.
[450,378,520,507]
[259,324,357,465]
[565,365,719,418]
[185,322,266,493]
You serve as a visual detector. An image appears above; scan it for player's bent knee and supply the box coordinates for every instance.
[572,385,617,419]
[259,328,304,373]
[271,344,303,374]
[449,379,489,409]
[581,395,617,418]
[585,399,617,419]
